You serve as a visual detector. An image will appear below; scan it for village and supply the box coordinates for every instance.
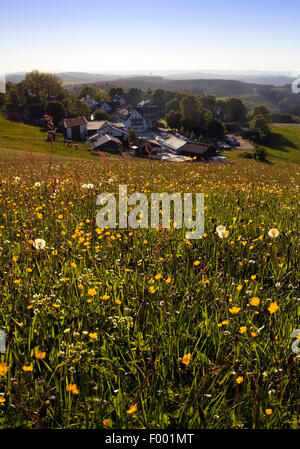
[62,93,256,162]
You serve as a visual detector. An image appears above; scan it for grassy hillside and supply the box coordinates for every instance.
[262,124,300,163]
[0,115,95,159]
[1,115,300,165]
[223,124,300,164]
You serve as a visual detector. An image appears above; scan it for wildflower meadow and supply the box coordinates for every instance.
[0,155,299,429]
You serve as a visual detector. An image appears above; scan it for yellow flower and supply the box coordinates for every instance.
[229,307,241,314]
[193,260,200,266]
[22,365,33,372]
[103,419,111,426]
[127,403,137,414]
[265,408,273,415]
[35,350,46,359]
[251,331,257,337]
[155,274,162,280]
[236,376,244,384]
[78,284,84,290]
[182,353,192,365]
[88,288,97,296]
[89,332,97,340]
[115,298,122,305]
[26,268,32,273]
[268,302,280,314]
[250,297,260,307]
[236,284,243,291]
[148,286,156,294]
[239,326,247,334]
[0,397,6,403]
[251,275,257,280]
[52,249,58,256]
[0,363,8,376]
[101,295,110,301]
[71,262,77,268]
[13,279,21,284]
[66,384,79,395]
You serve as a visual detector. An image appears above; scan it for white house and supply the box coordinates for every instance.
[125,110,147,133]
[63,117,88,140]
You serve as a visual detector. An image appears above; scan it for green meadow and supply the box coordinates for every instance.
[0,116,299,429]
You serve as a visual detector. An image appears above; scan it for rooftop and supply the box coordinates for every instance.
[163,135,187,150]
[64,117,87,128]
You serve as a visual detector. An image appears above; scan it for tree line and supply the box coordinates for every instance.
[0,70,272,142]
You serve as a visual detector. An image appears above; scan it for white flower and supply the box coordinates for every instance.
[81,183,94,189]
[268,228,279,238]
[216,225,226,233]
[217,229,229,239]
[33,239,46,250]
[34,182,41,187]
[81,184,88,189]
[15,176,21,182]
[108,178,114,184]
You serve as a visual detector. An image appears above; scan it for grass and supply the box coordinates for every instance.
[0,114,104,160]
[223,124,300,164]
[1,114,300,164]
[261,125,300,163]
[0,149,299,429]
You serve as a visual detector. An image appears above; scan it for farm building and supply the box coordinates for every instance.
[135,139,162,157]
[178,142,219,161]
[90,134,122,154]
[87,120,129,140]
[63,117,88,140]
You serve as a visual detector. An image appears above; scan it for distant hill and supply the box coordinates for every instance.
[92,76,260,96]
[6,71,300,113]
[6,72,126,84]
[164,72,295,87]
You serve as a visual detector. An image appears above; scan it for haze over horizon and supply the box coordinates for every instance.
[1,0,300,74]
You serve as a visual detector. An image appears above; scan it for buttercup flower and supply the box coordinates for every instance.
[229,307,241,314]
[67,384,79,395]
[268,302,280,314]
[250,297,260,306]
[127,403,137,414]
[0,363,8,376]
[182,353,192,365]
[22,365,33,372]
[35,350,46,359]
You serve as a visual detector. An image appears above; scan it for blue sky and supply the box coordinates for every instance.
[1,0,300,73]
